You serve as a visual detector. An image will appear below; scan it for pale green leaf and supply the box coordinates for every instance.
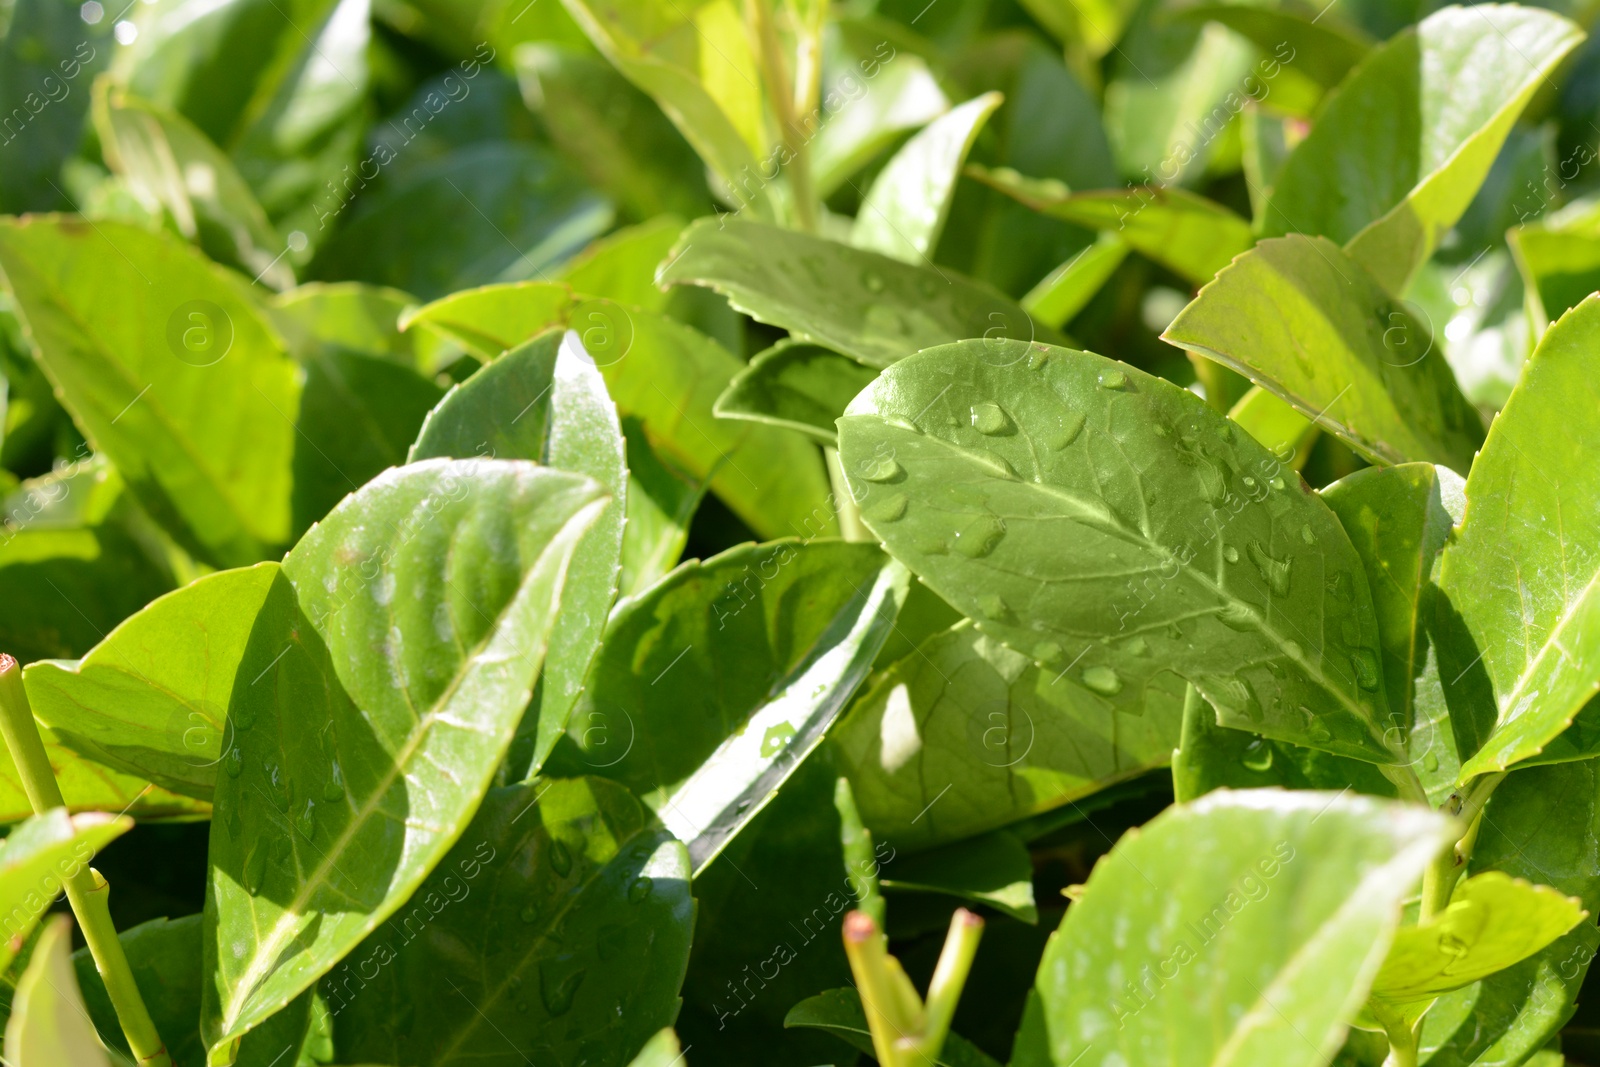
[812,33,948,197]
[837,339,1401,765]
[0,810,132,974]
[1022,232,1130,331]
[1227,387,1316,473]
[5,917,112,1067]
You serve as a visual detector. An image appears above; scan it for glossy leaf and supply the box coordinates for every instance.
[1370,872,1585,1004]
[406,288,834,541]
[714,340,878,445]
[74,916,314,1067]
[1265,6,1583,295]
[618,417,704,598]
[832,621,1185,850]
[0,732,208,825]
[328,779,693,1067]
[411,328,626,777]
[880,831,1036,924]
[1163,235,1485,472]
[0,217,299,567]
[516,45,709,222]
[306,143,614,301]
[1022,233,1130,331]
[25,563,279,801]
[1417,760,1600,1065]
[0,810,132,974]
[851,93,1003,264]
[657,218,1053,368]
[551,540,907,871]
[200,459,607,1055]
[969,165,1253,286]
[5,917,112,1067]
[93,83,290,290]
[1321,464,1465,802]
[1509,198,1600,332]
[1442,295,1600,777]
[837,339,1402,765]
[1035,790,1453,1067]
[556,216,682,312]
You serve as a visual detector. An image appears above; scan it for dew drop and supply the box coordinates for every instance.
[977,593,1008,620]
[266,763,289,811]
[244,841,268,895]
[539,963,587,1016]
[953,515,1006,558]
[1046,411,1086,449]
[520,902,541,924]
[860,456,902,483]
[1196,458,1229,505]
[1422,750,1440,773]
[1027,347,1050,371]
[1241,475,1258,492]
[1270,476,1286,490]
[1283,640,1303,659]
[1351,648,1380,691]
[295,799,315,840]
[224,746,243,778]
[550,839,573,878]
[970,402,1010,435]
[1241,739,1273,772]
[914,535,949,555]
[1123,636,1149,657]
[1098,369,1128,390]
[866,493,907,523]
[322,763,346,802]
[1223,545,1240,563]
[1032,641,1063,665]
[882,416,921,434]
[1300,524,1316,545]
[233,701,257,731]
[1307,715,1332,744]
[1247,542,1292,596]
[1217,423,1234,442]
[1216,602,1257,632]
[628,876,653,904]
[1081,665,1123,696]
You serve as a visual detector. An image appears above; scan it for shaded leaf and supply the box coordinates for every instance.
[328,779,693,1067]
[837,338,1402,766]
[832,621,1184,851]
[881,831,1036,924]
[1035,790,1452,1067]
[714,340,877,445]
[201,459,607,1054]
[1163,234,1485,472]
[269,283,434,369]
[785,986,1001,1067]
[0,0,110,213]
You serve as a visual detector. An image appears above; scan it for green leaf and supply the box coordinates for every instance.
[1035,790,1453,1067]
[618,417,704,598]
[1509,198,1600,332]
[1227,387,1316,473]
[812,33,948,198]
[628,1028,686,1067]
[551,540,907,871]
[120,0,373,238]
[25,563,279,801]
[411,328,626,777]
[306,143,614,302]
[0,810,132,974]
[714,340,878,445]
[1162,235,1485,472]
[1264,5,1583,295]
[1371,871,1585,1005]
[555,216,683,312]
[832,621,1184,851]
[881,831,1036,924]
[784,986,1001,1067]
[201,458,608,1055]
[837,338,1402,766]
[557,0,772,214]
[1021,233,1130,331]
[657,218,1054,368]
[404,290,835,541]
[327,778,693,1067]
[5,917,112,1067]
[968,165,1253,286]
[851,93,1003,265]
[1417,760,1600,1066]
[516,45,709,221]
[73,915,314,1067]
[292,349,447,538]
[93,82,290,290]
[0,0,110,213]
[0,731,208,825]
[1177,5,1371,89]
[1441,294,1600,777]
[1014,0,1136,55]
[0,217,299,568]
[269,283,434,369]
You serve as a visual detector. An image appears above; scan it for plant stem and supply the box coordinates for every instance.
[915,909,985,1063]
[1419,772,1506,922]
[1374,1002,1419,1067]
[0,655,173,1067]
[747,0,819,232]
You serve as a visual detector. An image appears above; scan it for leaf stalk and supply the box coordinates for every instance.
[0,654,173,1067]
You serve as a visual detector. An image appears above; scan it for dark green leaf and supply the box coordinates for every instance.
[657,218,1055,368]
[201,459,607,1055]
[1035,790,1452,1067]
[0,0,110,213]
[328,779,693,1067]
[1163,235,1485,472]
[837,338,1402,766]
[785,986,1001,1067]
[0,217,299,567]
[832,621,1185,851]
[881,831,1036,924]
[551,539,907,871]
[714,340,878,445]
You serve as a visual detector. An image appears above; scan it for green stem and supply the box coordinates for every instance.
[1419,772,1505,922]
[0,655,173,1067]
[915,909,984,1064]
[748,0,819,232]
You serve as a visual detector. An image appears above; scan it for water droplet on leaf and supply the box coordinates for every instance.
[539,963,586,1016]
[550,839,573,878]
[1247,542,1292,596]
[970,402,1010,435]
[295,800,315,840]
[866,493,907,523]
[1047,411,1086,449]
[1300,524,1316,545]
[1223,545,1239,563]
[1032,641,1062,665]
[954,515,1005,558]
[1351,648,1380,690]
[978,593,1008,620]
[628,877,653,904]
[1098,369,1128,390]
[860,456,902,483]
[1081,666,1123,696]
